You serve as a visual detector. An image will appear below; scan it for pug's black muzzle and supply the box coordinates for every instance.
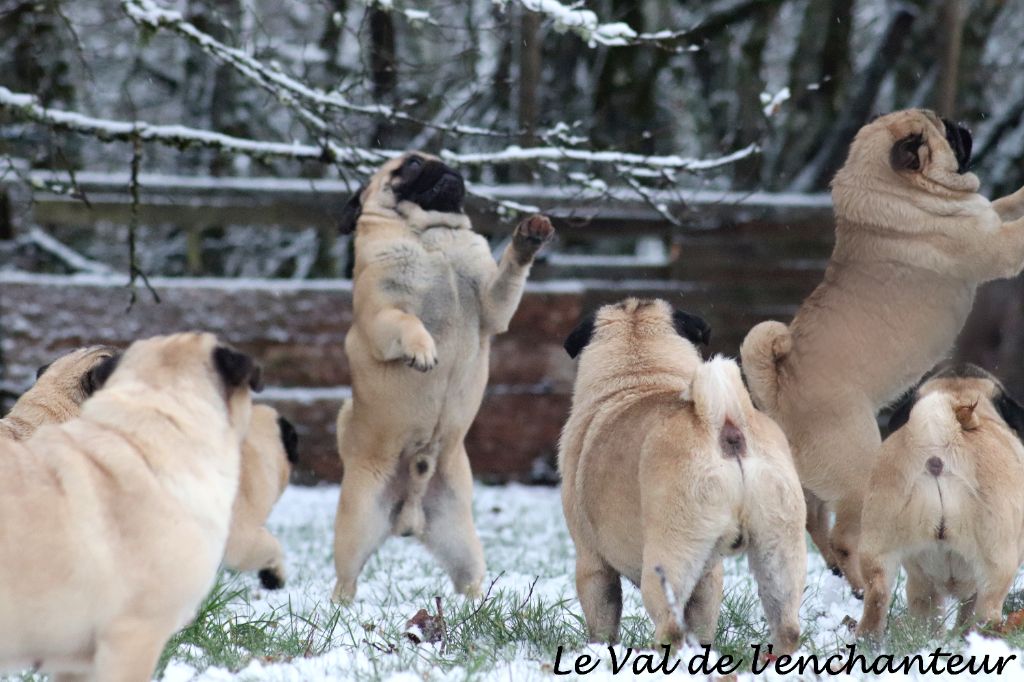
[394,155,465,214]
[941,117,972,174]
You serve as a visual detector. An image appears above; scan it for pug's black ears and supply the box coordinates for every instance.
[995,392,1024,439]
[278,416,300,464]
[338,186,365,235]
[213,346,264,393]
[563,311,597,359]
[673,310,711,346]
[35,362,52,380]
[886,390,917,434]
[891,133,923,172]
[82,353,121,396]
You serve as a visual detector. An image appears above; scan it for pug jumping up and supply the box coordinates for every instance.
[0,332,261,680]
[0,345,118,441]
[332,152,554,602]
[560,299,806,652]
[741,109,1024,593]
[858,364,1024,639]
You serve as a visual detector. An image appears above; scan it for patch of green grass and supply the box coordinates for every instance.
[144,559,1024,681]
[156,575,344,675]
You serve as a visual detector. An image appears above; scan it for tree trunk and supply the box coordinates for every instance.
[368,6,397,147]
[789,7,917,191]
[934,0,965,118]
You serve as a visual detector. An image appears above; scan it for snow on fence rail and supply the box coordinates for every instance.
[0,177,839,483]
[1,252,829,483]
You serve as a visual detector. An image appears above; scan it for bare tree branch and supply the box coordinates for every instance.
[122,0,507,139]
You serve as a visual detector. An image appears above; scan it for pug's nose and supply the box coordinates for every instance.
[435,172,464,198]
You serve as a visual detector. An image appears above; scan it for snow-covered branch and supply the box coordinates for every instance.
[23,227,114,275]
[0,86,384,167]
[121,0,503,139]
[511,0,696,50]
[511,0,785,51]
[444,143,760,177]
[0,86,757,179]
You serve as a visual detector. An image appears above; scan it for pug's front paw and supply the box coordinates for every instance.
[402,328,438,372]
[512,214,555,264]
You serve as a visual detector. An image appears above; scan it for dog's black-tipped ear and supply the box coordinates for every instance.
[886,390,916,434]
[672,309,711,346]
[890,133,923,172]
[277,415,299,464]
[995,392,1024,439]
[83,353,121,396]
[213,346,263,393]
[563,311,597,359]
[338,186,365,235]
[35,362,52,380]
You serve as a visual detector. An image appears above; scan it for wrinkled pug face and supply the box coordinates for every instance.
[840,109,978,194]
[32,345,122,404]
[339,152,467,234]
[564,297,711,359]
[97,332,263,439]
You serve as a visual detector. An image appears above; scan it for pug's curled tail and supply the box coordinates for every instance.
[688,356,754,458]
[739,321,792,413]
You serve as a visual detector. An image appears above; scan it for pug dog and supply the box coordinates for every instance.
[740,109,1024,594]
[331,152,554,602]
[1,346,296,590]
[0,332,261,680]
[223,404,298,589]
[560,299,806,652]
[0,345,119,441]
[857,364,1024,639]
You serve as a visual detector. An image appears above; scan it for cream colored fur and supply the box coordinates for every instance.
[858,372,1024,638]
[223,404,294,587]
[332,152,553,602]
[1,348,294,588]
[0,346,116,441]
[740,109,1024,592]
[0,332,255,681]
[560,299,806,652]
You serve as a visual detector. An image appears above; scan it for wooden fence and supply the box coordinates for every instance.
[1,174,838,483]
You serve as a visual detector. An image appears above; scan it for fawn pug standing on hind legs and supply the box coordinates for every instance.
[332,152,554,602]
[741,109,1024,595]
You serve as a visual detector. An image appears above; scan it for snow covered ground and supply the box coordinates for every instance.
[158,483,1024,681]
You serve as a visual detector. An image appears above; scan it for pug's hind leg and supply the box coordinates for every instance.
[856,551,898,640]
[421,446,484,597]
[575,544,623,643]
[367,308,438,371]
[641,544,715,646]
[904,560,942,634]
[973,550,1018,626]
[746,507,805,653]
[332,462,393,603]
[684,558,724,646]
[805,490,839,575]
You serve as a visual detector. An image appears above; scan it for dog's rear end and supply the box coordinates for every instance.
[858,367,1024,638]
[684,357,806,652]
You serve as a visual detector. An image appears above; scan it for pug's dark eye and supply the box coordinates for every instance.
[890,133,924,172]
